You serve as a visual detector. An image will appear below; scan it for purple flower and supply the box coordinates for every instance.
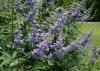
[50,21,62,35]
[63,21,69,26]
[38,42,50,53]
[14,35,23,46]
[42,47,50,54]
[25,0,36,5]
[29,49,44,59]
[30,22,46,44]
[50,27,56,33]
[30,38,38,43]
[55,20,62,28]
[72,0,93,22]
[89,48,96,64]
[62,47,71,54]
[43,19,50,27]
[71,0,87,21]
[15,8,23,12]
[33,22,40,28]
[82,31,92,47]
[84,4,93,17]
[83,38,90,45]
[32,28,37,34]
[39,42,48,48]
[53,49,62,61]
[27,8,36,21]
[61,14,67,20]
[51,38,63,49]
[76,43,80,48]
[15,1,21,5]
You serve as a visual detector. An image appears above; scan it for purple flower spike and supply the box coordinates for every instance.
[27,9,36,21]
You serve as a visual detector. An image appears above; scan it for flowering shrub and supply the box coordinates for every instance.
[0,0,95,71]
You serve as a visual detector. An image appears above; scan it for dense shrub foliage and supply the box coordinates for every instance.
[1,0,99,71]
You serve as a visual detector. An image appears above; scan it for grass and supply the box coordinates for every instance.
[80,22,100,46]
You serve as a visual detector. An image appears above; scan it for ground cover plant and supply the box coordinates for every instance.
[0,0,100,71]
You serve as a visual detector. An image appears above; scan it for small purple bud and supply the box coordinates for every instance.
[76,43,80,48]
[43,19,50,27]
[15,1,21,5]
[15,8,23,12]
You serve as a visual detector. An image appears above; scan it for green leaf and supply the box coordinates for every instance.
[1,59,11,65]
[9,58,25,67]
[3,52,11,59]
[47,60,53,66]
[12,52,17,59]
